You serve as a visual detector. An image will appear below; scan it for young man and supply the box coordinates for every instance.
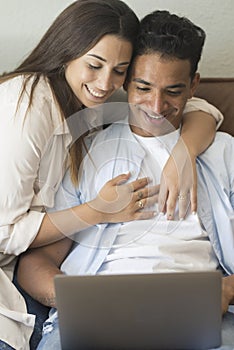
[18,10,234,350]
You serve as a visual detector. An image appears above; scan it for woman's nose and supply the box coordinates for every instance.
[96,71,113,91]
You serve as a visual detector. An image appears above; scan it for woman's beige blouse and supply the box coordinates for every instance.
[0,75,71,349]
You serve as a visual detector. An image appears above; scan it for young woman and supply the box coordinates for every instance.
[0,1,222,349]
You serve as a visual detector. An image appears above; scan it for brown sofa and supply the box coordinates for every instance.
[196,78,234,136]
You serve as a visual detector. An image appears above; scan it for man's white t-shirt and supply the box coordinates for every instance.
[98,130,219,274]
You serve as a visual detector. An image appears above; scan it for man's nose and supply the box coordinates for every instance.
[149,91,166,115]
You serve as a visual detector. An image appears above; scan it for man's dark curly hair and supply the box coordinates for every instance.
[135,10,206,79]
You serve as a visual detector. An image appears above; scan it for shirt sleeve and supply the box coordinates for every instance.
[230,137,234,209]
[184,97,224,130]
[51,169,82,212]
[0,81,54,255]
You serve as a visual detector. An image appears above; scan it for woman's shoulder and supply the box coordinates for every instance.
[0,74,64,131]
[0,75,25,97]
[0,74,53,103]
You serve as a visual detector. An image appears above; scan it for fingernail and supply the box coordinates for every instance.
[192,211,197,215]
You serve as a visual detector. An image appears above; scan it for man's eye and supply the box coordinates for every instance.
[136,86,150,91]
[167,90,182,96]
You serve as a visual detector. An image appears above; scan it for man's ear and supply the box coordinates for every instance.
[189,73,200,98]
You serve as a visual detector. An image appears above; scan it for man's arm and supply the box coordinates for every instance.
[17,238,73,307]
[18,237,234,315]
[222,275,234,314]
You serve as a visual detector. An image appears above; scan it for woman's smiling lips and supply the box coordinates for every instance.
[85,84,108,99]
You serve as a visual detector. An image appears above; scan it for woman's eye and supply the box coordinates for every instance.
[88,64,101,70]
[114,69,126,76]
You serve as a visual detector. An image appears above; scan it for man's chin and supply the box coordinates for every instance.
[130,123,174,137]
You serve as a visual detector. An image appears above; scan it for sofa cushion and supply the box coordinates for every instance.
[196,78,234,136]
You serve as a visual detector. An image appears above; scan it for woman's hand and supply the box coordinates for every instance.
[159,107,217,221]
[158,138,197,220]
[90,172,159,223]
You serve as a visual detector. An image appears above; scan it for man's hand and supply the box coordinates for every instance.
[222,275,234,314]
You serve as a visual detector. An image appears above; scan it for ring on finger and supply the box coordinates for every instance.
[138,200,144,209]
[178,194,187,201]
[137,191,143,200]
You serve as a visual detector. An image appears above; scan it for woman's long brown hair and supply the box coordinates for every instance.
[0,0,139,185]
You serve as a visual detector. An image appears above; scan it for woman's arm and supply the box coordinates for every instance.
[1,78,158,254]
[1,81,158,251]
[17,174,158,301]
[158,97,223,219]
[30,173,159,248]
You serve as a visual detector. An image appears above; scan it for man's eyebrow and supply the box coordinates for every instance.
[133,78,187,89]
[87,54,130,66]
[167,83,186,89]
[133,78,151,86]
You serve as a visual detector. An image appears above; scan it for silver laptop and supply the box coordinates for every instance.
[54,271,222,350]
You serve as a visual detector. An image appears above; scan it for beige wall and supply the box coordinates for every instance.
[0,0,233,77]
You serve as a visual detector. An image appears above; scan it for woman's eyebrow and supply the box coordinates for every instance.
[87,54,106,62]
[87,54,130,66]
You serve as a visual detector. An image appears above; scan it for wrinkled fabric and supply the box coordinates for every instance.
[0,75,71,349]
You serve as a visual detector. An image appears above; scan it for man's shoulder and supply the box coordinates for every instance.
[200,131,233,160]
[215,131,233,141]
[92,119,129,144]
[212,131,234,150]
